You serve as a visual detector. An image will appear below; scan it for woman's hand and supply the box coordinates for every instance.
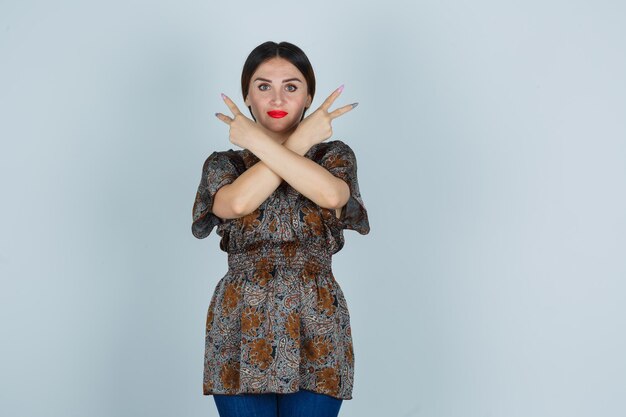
[214,93,265,149]
[293,86,358,148]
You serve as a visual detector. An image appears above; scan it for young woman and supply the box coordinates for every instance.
[192,41,370,417]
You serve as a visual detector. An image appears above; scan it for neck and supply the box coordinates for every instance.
[257,123,297,146]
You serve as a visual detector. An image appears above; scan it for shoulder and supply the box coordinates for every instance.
[202,148,246,173]
[204,148,242,162]
[310,140,356,162]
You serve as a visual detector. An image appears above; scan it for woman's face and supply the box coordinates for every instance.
[245,57,312,137]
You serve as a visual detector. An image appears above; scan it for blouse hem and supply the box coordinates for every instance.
[203,388,352,401]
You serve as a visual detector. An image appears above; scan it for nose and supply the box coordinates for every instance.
[270,89,285,106]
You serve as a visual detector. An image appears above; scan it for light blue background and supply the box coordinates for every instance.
[1,1,625,416]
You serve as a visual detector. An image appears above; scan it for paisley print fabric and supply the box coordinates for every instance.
[191,140,370,400]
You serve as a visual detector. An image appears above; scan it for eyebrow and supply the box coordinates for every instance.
[253,77,303,83]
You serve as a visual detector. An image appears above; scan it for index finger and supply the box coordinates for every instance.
[320,85,344,112]
[221,93,243,116]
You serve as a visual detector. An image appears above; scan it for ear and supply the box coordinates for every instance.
[306,94,312,108]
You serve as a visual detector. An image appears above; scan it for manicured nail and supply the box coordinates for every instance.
[337,84,344,93]
[221,93,227,100]
[351,102,358,109]
[215,113,220,117]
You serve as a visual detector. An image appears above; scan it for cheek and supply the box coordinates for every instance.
[291,98,307,111]
[249,96,261,107]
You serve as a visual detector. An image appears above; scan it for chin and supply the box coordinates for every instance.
[265,116,293,127]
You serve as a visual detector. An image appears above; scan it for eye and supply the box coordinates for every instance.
[285,84,298,92]
[258,83,270,91]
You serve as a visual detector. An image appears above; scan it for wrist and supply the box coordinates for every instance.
[244,131,273,156]
[285,130,313,156]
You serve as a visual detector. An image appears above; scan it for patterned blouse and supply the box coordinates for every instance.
[192,139,370,400]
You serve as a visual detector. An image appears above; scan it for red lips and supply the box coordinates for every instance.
[267,110,288,118]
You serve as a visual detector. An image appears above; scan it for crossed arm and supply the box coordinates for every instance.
[211,131,350,220]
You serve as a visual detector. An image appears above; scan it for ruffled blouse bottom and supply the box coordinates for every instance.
[203,241,355,400]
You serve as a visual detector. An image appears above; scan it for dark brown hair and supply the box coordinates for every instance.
[241,41,316,122]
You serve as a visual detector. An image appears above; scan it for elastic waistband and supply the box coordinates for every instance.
[227,241,332,272]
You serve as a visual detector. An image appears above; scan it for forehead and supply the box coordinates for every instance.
[252,57,304,80]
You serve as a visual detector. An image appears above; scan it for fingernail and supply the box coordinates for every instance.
[351,102,358,108]
[337,84,344,93]
[221,93,227,99]
[215,112,220,117]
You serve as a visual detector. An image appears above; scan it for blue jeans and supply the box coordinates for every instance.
[213,389,343,417]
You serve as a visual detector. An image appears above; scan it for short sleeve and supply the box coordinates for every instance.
[319,140,370,235]
[191,150,241,239]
